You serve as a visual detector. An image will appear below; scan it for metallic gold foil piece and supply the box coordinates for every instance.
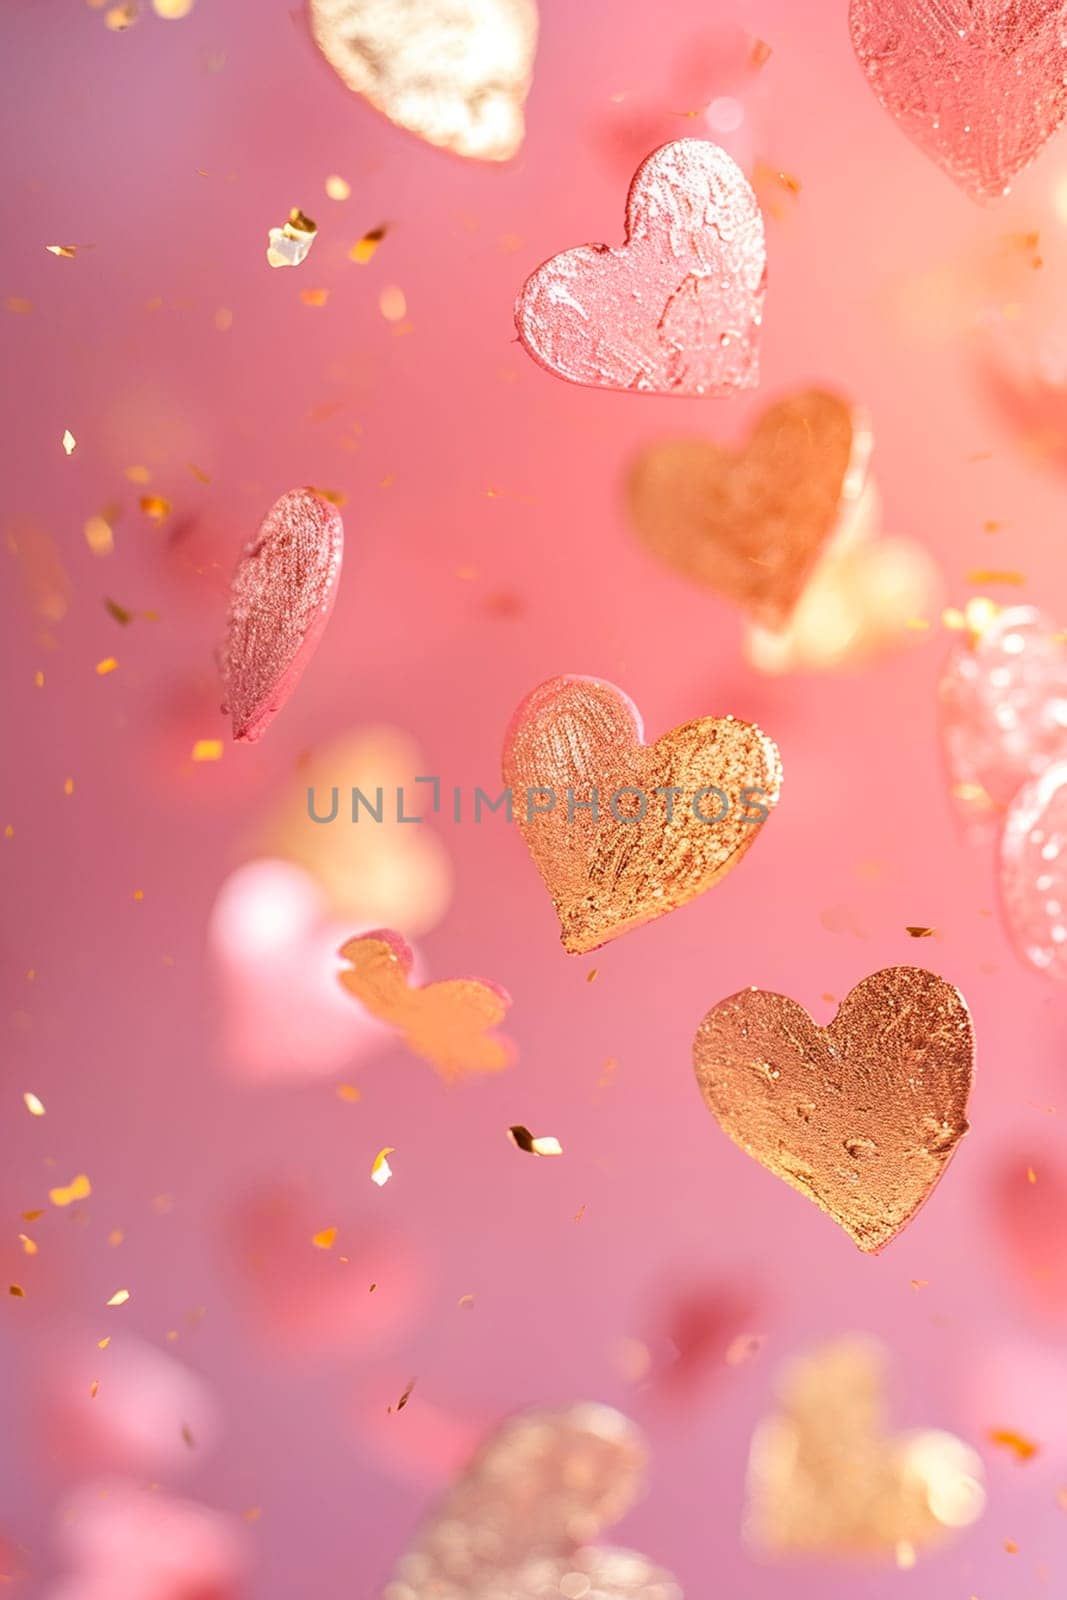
[628,390,868,629]
[380,1403,682,1598]
[502,675,781,954]
[308,0,538,163]
[515,140,766,397]
[338,931,514,1081]
[849,0,1067,201]
[693,967,974,1252]
[747,1337,985,1560]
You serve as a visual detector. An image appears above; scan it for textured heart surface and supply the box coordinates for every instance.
[939,605,1067,839]
[381,1403,682,1598]
[502,675,782,954]
[693,968,974,1253]
[338,930,514,1079]
[515,140,766,396]
[1000,758,1067,979]
[747,1337,985,1559]
[628,390,868,628]
[222,488,343,743]
[849,0,1067,201]
[308,0,538,162]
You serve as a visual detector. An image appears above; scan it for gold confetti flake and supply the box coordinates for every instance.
[906,926,936,938]
[104,1,138,27]
[988,1429,1039,1461]
[458,1294,475,1309]
[9,1285,24,1298]
[89,1379,100,1398]
[22,1210,43,1222]
[389,1377,417,1413]
[191,739,223,762]
[104,598,134,626]
[336,1083,361,1103]
[6,296,33,314]
[350,225,387,264]
[107,1228,123,1246]
[371,1147,395,1186]
[379,284,407,321]
[95,657,119,676]
[967,569,1025,587]
[84,514,115,556]
[153,0,196,15]
[266,208,318,269]
[311,1227,337,1249]
[23,1092,45,1116]
[46,244,78,258]
[49,1173,91,1207]
[98,1336,111,1349]
[106,1288,131,1307]
[139,494,171,521]
[125,464,151,484]
[18,1235,37,1256]
[325,174,351,200]
[62,429,76,456]
[508,1125,564,1157]
[186,461,211,483]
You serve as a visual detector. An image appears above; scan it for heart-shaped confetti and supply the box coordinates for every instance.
[939,606,1067,839]
[338,930,515,1080]
[693,968,974,1253]
[628,390,869,628]
[849,0,1067,201]
[515,140,766,397]
[502,675,782,954]
[308,0,538,162]
[221,488,343,743]
[380,1404,682,1598]
[1000,759,1067,979]
[747,1336,985,1560]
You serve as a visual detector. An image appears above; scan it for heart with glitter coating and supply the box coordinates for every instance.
[693,967,974,1252]
[515,140,766,396]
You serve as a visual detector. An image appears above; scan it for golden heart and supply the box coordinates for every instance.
[747,1336,985,1562]
[628,389,869,629]
[338,931,514,1081]
[693,967,974,1252]
[503,675,782,955]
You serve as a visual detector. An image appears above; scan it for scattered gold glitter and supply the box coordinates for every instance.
[18,1235,37,1256]
[266,208,317,269]
[139,495,171,521]
[106,1288,131,1307]
[350,225,387,264]
[104,1,138,26]
[371,1147,395,1186]
[906,926,936,938]
[988,1429,1039,1461]
[46,244,78,258]
[95,657,118,676]
[84,515,115,556]
[152,0,196,15]
[312,1227,338,1249]
[23,1093,45,1116]
[693,968,974,1252]
[191,740,223,762]
[98,1337,111,1349]
[49,1174,91,1207]
[336,1083,361,1103]
[325,174,351,200]
[508,1125,563,1157]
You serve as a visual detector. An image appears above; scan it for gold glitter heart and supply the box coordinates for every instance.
[693,968,974,1252]
[747,1336,985,1563]
[503,675,782,955]
[628,390,869,630]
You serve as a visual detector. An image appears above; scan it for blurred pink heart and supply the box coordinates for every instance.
[515,139,765,397]
[990,1150,1067,1320]
[849,0,1067,201]
[46,1479,248,1600]
[221,487,343,743]
[1000,759,1067,978]
[939,607,1067,840]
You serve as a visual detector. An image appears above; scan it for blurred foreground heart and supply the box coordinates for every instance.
[338,930,515,1080]
[222,488,343,743]
[693,968,974,1252]
[381,1403,682,1597]
[503,675,782,954]
[309,0,538,161]
[747,1337,985,1560]
[849,0,1067,201]
[515,140,766,396]
[628,390,867,628]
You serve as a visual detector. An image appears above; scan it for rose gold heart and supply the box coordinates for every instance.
[503,675,781,954]
[849,0,1067,201]
[628,390,869,628]
[515,139,766,397]
[693,968,974,1252]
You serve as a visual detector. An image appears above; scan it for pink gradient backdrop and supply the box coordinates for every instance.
[4,0,1067,1593]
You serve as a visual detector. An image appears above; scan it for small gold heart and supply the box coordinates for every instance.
[628,390,868,629]
[338,931,514,1081]
[693,968,974,1252]
[503,675,782,954]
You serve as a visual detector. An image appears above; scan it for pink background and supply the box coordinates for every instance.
[4,0,1067,1593]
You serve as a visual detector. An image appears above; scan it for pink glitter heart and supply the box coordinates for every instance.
[1000,759,1067,978]
[221,487,343,742]
[515,139,766,397]
[849,0,1067,202]
[939,607,1067,839]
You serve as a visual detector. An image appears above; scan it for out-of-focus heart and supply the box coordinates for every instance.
[380,1404,682,1598]
[308,0,538,162]
[515,140,766,397]
[939,605,1067,840]
[502,675,781,955]
[338,931,515,1081]
[849,0,1067,201]
[693,968,974,1253]
[747,1337,985,1561]
[628,390,868,628]
[1000,758,1067,979]
[990,1149,1067,1322]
